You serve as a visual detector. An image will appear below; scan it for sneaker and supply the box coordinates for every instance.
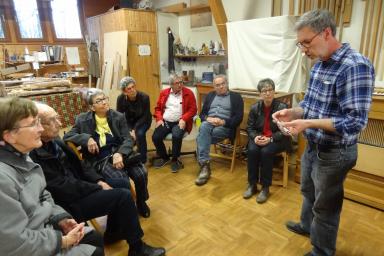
[256,186,269,204]
[243,184,257,199]
[128,242,166,256]
[153,158,170,168]
[285,220,310,237]
[171,159,184,173]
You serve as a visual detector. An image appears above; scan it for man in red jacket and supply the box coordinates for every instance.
[152,73,197,172]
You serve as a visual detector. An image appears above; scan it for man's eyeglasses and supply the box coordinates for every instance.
[12,117,41,130]
[94,97,109,105]
[296,31,322,49]
[260,88,274,95]
[214,82,226,88]
[42,115,61,125]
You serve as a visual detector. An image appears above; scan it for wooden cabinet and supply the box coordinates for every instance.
[86,9,160,111]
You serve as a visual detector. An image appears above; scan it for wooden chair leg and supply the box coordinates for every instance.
[282,152,288,188]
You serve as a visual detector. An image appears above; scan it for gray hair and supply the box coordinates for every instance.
[120,76,136,89]
[295,9,336,36]
[168,73,182,85]
[257,78,275,92]
[213,74,227,84]
[86,88,104,106]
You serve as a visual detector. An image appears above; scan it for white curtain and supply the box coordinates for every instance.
[227,15,309,93]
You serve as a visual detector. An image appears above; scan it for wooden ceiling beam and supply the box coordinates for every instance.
[208,0,228,51]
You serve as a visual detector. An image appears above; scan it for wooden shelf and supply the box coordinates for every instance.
[175,54,226,59]
[161,4,210,15]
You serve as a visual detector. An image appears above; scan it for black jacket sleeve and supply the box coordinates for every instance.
[134,93,151,130]
[247,102,262,140]
[223,92,244,129]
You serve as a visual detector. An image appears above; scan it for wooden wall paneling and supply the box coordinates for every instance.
[124,9,156,32]
[289,0,295,15]
[82,0,118,18]
[338,0,346,42]
[360,0,370,53]
[329,0,335,17]
[374,4,384,80]
[334,0,341,25]
[363,0,374,57]
[272,0,282,16]
[342,0,353,26]
[127,31,160,111]
[304,0,311,12]
[369,0,382,61]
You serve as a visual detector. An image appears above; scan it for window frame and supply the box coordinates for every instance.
[0,6,11,42]
[49,0,85,43]
[11,0,47,42]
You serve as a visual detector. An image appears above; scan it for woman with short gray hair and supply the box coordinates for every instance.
[116,76,152,164]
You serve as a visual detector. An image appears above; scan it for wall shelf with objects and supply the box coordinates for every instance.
[160,4,210,16]
[174,55,226,62]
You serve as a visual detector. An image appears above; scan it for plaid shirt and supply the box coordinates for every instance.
[300,43,375,146]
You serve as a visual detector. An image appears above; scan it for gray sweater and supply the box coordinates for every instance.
[0,145,95,256]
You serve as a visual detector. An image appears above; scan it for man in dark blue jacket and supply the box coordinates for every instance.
[195,75,244,186]
[30,103,165,256]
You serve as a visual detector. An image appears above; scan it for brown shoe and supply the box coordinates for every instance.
[195,161,211,186]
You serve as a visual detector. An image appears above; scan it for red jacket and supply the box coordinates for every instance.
[154,87,197,133]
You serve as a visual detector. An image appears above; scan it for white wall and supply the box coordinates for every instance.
[154,0,369,82]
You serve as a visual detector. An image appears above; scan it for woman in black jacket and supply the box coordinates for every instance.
[244,78,290,203]
[117,76,152,164]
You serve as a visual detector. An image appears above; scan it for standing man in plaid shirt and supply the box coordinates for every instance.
[273,9,375,256]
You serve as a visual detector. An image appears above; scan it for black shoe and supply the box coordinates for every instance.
[128,242,166,256]
[137,201,150,218]
[286,220,310,237]
[243,184,257,199]
[171,159,184,173]
[153,158,170,168]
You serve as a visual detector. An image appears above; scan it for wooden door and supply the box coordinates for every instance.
[128,31,160,112]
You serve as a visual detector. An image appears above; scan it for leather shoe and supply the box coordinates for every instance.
[256,186,269,204]
[128,242,166,256]
[243,184,256,199]
[286,220,310,237]
[195,161,211,186]
[137,201,150,218]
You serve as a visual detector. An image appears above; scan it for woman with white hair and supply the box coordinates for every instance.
[117,76,152,164]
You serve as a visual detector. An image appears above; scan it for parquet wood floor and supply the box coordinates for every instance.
[104,143,384,256]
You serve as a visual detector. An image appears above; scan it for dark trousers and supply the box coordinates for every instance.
[81,230,104,256]
[300,143,357,256]
[247,139,286,187]
[134,121,151,163]
[152,121,185,160]
[68,178,144,244]
[101,163,149,205]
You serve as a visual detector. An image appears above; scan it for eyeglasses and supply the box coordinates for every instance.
[173,81,184,85]
[12,117,41,130]
[94,97,109,105]
[42,115,61,125]
[296,31,322,49]
[214,82,226,88]
[260,88,274,95]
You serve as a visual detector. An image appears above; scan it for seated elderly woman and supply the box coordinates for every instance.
[63,89,150,218]
[0,97,104,256]
[244,78,290,203]
[117,76,152,164]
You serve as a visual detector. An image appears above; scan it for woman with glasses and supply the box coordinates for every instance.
[243,78,290,203]
[117,76,152,164]
[0,97,104,256]
[63,89,151,218]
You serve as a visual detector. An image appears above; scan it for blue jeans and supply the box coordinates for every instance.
[196,121,232,163]
[135,122,151,163]
[300,142,357,256]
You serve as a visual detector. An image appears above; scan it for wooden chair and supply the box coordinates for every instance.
[209,127,242,173]
[66,141,137,233]
[272,151,289,188]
